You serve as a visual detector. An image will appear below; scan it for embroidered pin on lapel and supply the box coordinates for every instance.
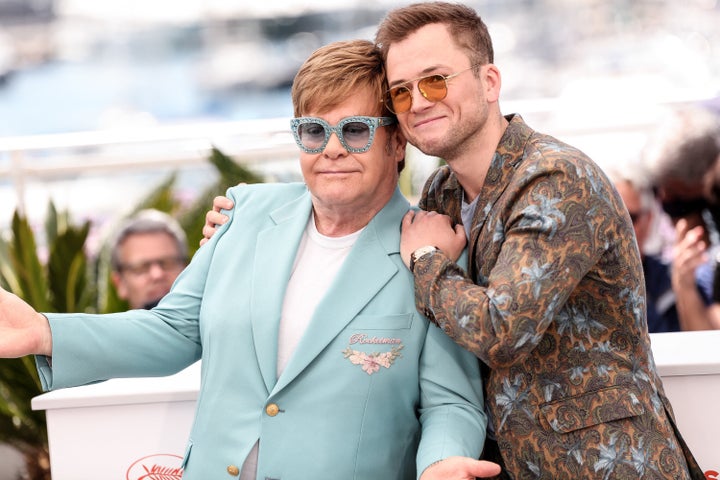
[342,345,403,375]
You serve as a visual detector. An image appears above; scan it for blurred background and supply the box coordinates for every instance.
[0,1,719,477]
[1,0,719,242]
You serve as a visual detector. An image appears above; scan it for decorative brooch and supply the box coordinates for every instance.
[342,345,404,375]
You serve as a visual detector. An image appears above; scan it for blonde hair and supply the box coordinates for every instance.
[291,39,403,171]
[291,40,391,118]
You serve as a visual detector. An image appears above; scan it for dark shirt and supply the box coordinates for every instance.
[643,254,680,333]
[643,253,714,333]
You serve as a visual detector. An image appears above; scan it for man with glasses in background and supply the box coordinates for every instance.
[0,39,501,480]
[109,209,188,310]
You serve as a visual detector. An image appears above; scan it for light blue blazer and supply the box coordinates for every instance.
[37,184,486,479]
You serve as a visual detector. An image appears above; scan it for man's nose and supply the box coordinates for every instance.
[147,262,167,278]
[323,131,347,156]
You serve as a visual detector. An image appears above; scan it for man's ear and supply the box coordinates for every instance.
[483,63,502,103]
[111,271,128,300]
[391,127,407,164]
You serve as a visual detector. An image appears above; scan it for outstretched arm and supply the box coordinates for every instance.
[0,287,52,357]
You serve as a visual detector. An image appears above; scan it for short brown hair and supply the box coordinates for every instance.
[290,39,404,171]
[375,2,494,66]
[291,40,391,118]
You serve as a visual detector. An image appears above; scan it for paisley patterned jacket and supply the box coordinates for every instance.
[413,114,705,479]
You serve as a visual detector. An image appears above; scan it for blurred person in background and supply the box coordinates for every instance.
[702,140,720,329]
[643,104,720,330]
[609,167,682,332]
[109,209,188,310]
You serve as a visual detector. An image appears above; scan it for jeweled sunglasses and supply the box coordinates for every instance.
[290,116,396,154]
[384,64,482,114]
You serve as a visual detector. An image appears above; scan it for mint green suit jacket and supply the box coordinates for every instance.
[37,184,486,479]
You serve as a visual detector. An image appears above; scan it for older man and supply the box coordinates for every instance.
[0,40,499,480]
[109,209,188,309]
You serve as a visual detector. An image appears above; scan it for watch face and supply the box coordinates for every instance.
[415,246,437,257]
[411,246,437,272]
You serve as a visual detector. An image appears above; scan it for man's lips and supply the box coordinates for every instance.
[317,169,358,175]
[413,115,445,128]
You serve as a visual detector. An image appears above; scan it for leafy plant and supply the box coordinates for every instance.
[0,209,86,480]
[0,146,264,479]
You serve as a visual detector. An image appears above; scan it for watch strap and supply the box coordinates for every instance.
[410,245,438,273]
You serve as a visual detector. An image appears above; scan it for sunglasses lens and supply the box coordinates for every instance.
[388,86,412,114]
[418,75,448,101]
[341,121,372,150]
[297,122,327,151]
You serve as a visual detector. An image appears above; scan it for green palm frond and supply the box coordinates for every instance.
[8,212,51,312]
[0,147,265,478]
[47,219,92,313]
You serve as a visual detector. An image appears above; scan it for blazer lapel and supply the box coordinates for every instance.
[272,188,409,393]
[251,192,313,394]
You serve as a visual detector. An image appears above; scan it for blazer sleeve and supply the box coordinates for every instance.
[415,322,487,476]
[35,192,238,391]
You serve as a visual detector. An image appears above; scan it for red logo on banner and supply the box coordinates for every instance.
[126,454,183,480]
[705,470,718,480]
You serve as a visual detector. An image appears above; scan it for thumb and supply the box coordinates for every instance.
[401,210,416,231]
[467,459,502,478]
[454,223,468,247]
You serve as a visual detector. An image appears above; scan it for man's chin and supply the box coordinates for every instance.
[412,139,446,159]
[142,297,162,310]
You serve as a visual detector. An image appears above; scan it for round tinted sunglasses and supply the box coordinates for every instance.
[290,116,396,154]
[384,64,482,114]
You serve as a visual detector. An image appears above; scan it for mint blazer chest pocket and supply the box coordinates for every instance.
[353,313,414,330]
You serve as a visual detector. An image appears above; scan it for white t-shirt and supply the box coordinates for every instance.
[241,212,362,479]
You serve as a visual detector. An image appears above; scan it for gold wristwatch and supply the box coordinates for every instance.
[410,245,438,273]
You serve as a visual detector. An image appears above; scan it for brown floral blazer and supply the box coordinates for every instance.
[413,114,705,479]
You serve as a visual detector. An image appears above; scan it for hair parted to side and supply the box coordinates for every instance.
[375,1,494,66]
[291,40,392,118]
[110,209,188,272]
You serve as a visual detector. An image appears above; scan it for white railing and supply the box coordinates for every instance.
[0,95,696,237]
[0,117,301,234]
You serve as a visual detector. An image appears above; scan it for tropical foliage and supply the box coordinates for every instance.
[0,147,264,479]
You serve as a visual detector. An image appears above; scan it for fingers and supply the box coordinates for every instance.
[200,223,218,247]
[473,460,502,478]
[201,196,234,247]
[401,209,416,230]
[454,223,466,239]
[201,209,229,247]
[206,209,228,227]
[672,225,708,288]
[419,456,502,480]
[212,195,234,213]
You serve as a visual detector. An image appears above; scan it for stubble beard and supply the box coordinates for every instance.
[410,100,489,163]
[411,118,482,163]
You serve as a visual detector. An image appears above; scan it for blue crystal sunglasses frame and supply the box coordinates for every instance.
[290,116,396,154]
